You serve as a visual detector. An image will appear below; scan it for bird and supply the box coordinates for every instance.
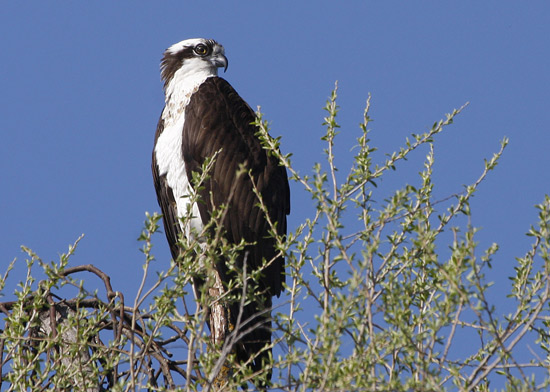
[151,38,290,384]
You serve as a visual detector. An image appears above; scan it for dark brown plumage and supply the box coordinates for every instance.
[152,71,289,380]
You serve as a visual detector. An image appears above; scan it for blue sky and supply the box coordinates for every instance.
[1,1,550,386]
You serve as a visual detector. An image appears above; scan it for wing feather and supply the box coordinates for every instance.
[182,77,290,296]
[155,76,290,376]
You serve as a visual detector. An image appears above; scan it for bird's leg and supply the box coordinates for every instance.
[209,270,230,346]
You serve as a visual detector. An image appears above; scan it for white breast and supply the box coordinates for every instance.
[155,66,217,239]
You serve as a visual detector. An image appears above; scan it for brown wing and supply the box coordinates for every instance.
[181,76,290,297]
[151,116,183,261]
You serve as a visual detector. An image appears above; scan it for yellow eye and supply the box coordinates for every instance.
[194,44,208,56]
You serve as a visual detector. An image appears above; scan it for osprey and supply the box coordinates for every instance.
[152,38,290,381]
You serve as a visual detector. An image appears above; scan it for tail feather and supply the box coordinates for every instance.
[230,296,273,384]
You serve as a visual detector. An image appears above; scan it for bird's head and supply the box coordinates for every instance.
[160,38,228,89]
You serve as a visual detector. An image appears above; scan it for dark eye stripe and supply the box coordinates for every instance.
[161,40,220,87]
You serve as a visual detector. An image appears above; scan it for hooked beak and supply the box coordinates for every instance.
[212,53,228,73]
